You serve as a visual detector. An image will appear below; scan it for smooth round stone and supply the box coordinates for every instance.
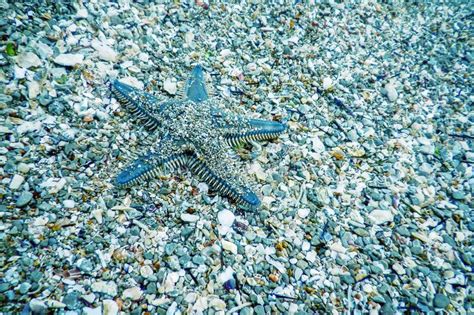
[16,191,33,207]
[254,305,266,315]
[297,208,310,219]
[433,293,450,309]
[63,200,75,208]
[217,209,235,227]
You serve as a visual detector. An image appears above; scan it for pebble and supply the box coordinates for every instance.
[221,240,238,255]
[163,78,177,95]
[322,77,334,91]
[385,83,398,101]
[217,209,235,227]
[102,299,118,315]
[16,52,41,68]
[63,200,75,208]
[91,40,117,62]
[9,174,25,190]
[140,265,154,278]
[83,306,102,315]
[368,210,394,225]
[122,287,143,301]
[433,293,450,309]
[53,53,84,66]
[181,213,199,222]
[91,281,117,297]
[297,208,310,219]
[29,299,47,313]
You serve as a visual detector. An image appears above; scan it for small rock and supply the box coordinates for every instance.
[322,77,334,91]
[27,81,40,99]
[36,42,53,59]
[368,210,394,225]
[53,53,84,66]
[63,200,75,208]
[91,40,117,62]
[181,213,199,222]
[140,265,154,278]
[385,83,398,101]
[122,287,142,301]
[91,281,117,297]
[434,293,450,309]
[29,299,47,313]
[217,209,235,227]
[16,52,41,68]
[163,78,177,95]
[221,240,237,254]
[76,8,88,18]
[392,262,405,275]
[17,121,42,134]
[298,208,310,219]
[17,163,31,174]
[9,174,25,190]
[83,306,102,315]
[103,299,118,315]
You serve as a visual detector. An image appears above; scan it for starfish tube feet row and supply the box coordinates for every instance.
[186,154,261,208]
[225,118,287,146]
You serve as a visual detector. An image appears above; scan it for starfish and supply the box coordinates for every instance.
[112,65,286,208]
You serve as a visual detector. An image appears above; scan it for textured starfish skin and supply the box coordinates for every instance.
[112,65,286,208]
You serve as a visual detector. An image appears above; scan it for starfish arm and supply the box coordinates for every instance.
[115,137,187,187]
[184,65,208,103]
[112,80,180,131]
[225,118,286,146]
[211,109,286,146]
[186,153,261,208]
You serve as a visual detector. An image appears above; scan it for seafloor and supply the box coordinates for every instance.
[0,1,472,314]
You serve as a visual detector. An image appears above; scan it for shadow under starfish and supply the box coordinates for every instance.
[112,65,286,209]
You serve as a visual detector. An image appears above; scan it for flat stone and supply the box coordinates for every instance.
[16,52,41,68]
[15,191,33,207]
[122,286,142,301]
[53,53,84,66]
[103,299,118,315]
[434,293,450,309]
[385,83,398,101]
[368,210,394,225]
[91,281,117,297]
[91,40,117,62]
[181,213,199,222]
[163,78,177,95]
[9,174,25,190]
[217,209,235,227]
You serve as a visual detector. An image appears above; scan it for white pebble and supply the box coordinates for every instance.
[298,208,310,219]
[16,52,41,68]
[83,306,102,315]
[63,200,75,208]
[217,209,235,227]
[27,81,40,99]
[17,121,42,134]
[181,213,199,222]
[140,265,154,278]
[91,40,117,62]
[9,174,25,190]
[322,77,334,90]
[103,299,118,315]
[163,78,177,95]
[368,210,394,225]
[122,287,143,301]
[385,83,398,101]
[91,209,103,224]
[91,281,117,297]
[36,42,53,59]
[392,262,406,275]
[53,53,84,66]
[221,240,237,254]
[76,8,88,18]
